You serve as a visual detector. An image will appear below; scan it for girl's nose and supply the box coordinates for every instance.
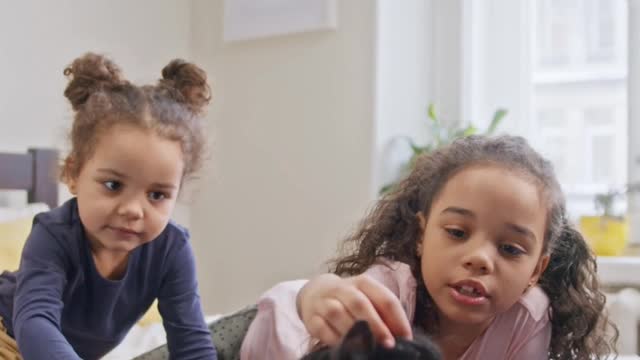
[462,242,495,274]
[117,198,144,220]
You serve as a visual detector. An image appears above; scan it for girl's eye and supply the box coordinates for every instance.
[445,228,466,239]
[103,181,121,191]
[148,191,167,201]
[499,244,525,257]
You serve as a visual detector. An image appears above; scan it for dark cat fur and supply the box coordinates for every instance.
[301,321,442,360]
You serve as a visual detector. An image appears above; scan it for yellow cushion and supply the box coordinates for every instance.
[0,217,33,271]
[138,299,162,326]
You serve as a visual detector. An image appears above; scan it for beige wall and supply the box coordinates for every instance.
[0,1,192,222]
[189,0,377,313]
[1,0,380,315]
[0,1,191,152]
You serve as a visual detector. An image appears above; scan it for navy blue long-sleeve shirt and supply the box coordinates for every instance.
[0,199,216,359]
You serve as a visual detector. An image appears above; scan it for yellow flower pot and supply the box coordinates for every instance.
[579,216,628,256]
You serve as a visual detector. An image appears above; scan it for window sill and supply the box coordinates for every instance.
[597,256,640,287]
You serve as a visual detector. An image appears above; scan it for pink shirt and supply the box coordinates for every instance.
[240,260,551,360]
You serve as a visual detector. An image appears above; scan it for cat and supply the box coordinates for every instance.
[301,320,442,360]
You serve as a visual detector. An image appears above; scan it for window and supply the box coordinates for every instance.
[531,0,628,215]
[417,0,630,219]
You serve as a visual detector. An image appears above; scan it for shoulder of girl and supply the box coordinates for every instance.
[165,220,190,240]
[153,221,191,256]
[34,198,77,227]
[515,285,550,322]
[365,259,416,298]
[28,200,79,249]
[148,221,190,252]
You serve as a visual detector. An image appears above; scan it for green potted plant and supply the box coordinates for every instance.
[580,184,640,256]
[380,104,508,194]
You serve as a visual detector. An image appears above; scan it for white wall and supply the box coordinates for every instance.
[374,0,433,193]
[189,0,378,313]
[0,1,193,223]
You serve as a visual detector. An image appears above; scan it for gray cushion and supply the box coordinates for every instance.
[133,305,258,360]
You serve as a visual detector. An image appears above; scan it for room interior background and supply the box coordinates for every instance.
[2,0,638,320]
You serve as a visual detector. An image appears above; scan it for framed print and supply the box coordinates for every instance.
[224,0,337,42]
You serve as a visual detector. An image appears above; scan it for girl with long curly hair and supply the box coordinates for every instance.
[241,135,617,360]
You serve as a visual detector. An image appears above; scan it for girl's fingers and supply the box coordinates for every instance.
[319,298,357,336]
[352,275,413,343]
[335,282,394,346]
[307,314,342,345]
[300,272,411,348]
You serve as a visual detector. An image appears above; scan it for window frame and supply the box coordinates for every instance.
[431,0,632,221]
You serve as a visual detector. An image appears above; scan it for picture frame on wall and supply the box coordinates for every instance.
[223,0,337,42]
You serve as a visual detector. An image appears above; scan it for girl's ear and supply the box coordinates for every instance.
[63,157,78,195]
[66,177,78,195]
[529,254,550,287]
[416,211,427,230]
[67,179,78,195]
[416,212,427,256]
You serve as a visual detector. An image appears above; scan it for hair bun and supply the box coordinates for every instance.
[160,59,211,115]
[63,52,126,110]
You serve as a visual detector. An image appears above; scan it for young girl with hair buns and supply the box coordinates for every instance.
[0,53,216,359]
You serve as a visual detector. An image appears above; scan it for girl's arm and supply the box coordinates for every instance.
[240,260,413,360]
[157,238,216,359]
[13,223,81,360]
[240,280,310,360]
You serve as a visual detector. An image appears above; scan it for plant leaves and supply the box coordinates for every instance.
[428,103,437,122]
[487,109,507,134]
[379,183,395,195]
[403,137,428,155]
[462,125,477,137]
[412,145,429,156]
[380,103,508,196]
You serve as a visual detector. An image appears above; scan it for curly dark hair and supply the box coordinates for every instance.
[330,135,618,359]
[60,52,211,183]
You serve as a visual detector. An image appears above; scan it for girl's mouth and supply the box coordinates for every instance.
[457,285,483,297]
[448,279,490,306]
[108,226,142,239]
[449,286,489,305]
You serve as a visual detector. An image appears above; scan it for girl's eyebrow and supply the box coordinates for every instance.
[506,223,536,242]
[441,206,475,218]
[97,168,127,178]
[98,168,176,189]
[151,182,177,190]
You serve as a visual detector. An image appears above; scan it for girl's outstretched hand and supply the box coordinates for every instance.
[296,273,413,348]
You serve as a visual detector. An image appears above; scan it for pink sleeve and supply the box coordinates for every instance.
[240,280,311,360]
[239,261,416,360]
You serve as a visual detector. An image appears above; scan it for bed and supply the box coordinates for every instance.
[0,148,59,209]
[0,148,59,272]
